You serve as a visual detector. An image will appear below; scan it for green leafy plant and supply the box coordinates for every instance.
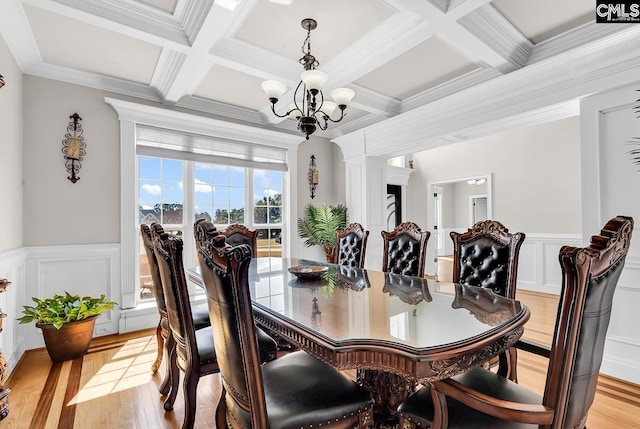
[297,204,348,262]
[18,292,117,330]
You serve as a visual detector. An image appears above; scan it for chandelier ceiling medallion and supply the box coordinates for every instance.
[261,18,355,140]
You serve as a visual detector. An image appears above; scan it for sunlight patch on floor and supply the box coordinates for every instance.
[70,336,159,404]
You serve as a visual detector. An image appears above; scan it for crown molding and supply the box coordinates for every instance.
[105,97,303,149]
[458,4,532,69]
[179,0,215,44]
[528,22,639,64]
[0,0,42,68]
[150,49,188,100]
[177,95,263,124]
[345,30,640,158]
[26,62,162,101]
[401,67,502,112]
[40,0,189,47]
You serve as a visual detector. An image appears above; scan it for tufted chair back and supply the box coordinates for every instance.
[221,223,258,256]
[450,220,525,299]
[381,221,430,277]
[334,222,370,268]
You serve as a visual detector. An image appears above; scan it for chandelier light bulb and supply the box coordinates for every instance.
[330,88,356,108]
[300,70,328,92]
[319,101,337,117]
[261,80,287,102]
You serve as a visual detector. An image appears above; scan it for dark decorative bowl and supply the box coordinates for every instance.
[288,265,329,280]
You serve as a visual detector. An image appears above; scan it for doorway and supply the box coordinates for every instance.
[470,195,488,224]
[428,174,492,278]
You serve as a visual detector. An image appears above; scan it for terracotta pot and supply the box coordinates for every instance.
[37,316,97,362]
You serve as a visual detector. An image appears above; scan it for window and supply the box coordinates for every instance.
[254,169,283,257]
[108,97,300,310]
[137,156,285,300]
[194,164,245,224]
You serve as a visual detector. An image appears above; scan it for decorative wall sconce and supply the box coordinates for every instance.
[308,154,319,199]
[61,113,85,183]
[0,74,5,89]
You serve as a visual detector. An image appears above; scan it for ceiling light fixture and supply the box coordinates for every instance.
[467,178,487,185]
[261,18,355,140]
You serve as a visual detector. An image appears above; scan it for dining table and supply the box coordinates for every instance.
[187,257,530,426]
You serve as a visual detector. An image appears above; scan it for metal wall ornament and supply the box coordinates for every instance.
[308,154,319,199]
[61,113,85,183]
[0,74,5,89]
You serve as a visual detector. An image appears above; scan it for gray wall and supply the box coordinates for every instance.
[407,116,582,234]
[0,36,23,252]
[23,76,121,246]
[22,75,342,249]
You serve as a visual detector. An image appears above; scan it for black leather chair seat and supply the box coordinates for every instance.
[398,367,542,428]
[228,351,374,428]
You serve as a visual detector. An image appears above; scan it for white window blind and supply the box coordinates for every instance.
[136,125,288,171]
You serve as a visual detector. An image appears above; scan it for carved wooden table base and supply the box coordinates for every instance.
[357,369,415,426]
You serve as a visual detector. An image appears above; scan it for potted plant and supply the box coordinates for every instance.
[18,292,117,362]
[297,204,348,262]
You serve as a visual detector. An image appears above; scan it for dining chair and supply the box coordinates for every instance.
[140,224,211,395]
[381,221,430,277]
[194,220,375,429]
[334,222,370,268]
[151,226,278,429]
[397,215,634,429]
[220,223,258,255]
[449,220,525,381]
[208,220,295,351]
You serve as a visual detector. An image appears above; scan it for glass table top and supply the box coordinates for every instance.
[239,257,525,351]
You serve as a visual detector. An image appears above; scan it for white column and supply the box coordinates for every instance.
[335,131,387,270]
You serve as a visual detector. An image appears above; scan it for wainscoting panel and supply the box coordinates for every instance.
[0,248,28,374]
[515,233,583,295]
[25,244,120,351]
[601,256,640,384]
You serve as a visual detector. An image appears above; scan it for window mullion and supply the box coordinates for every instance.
[183,160,196,271]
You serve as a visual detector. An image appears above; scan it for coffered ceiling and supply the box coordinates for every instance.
[1,0,638,145]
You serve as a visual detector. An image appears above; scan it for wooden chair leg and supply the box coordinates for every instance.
[163,337,180,411]
[215,387,228,429]
[182,366,199,429]
[430,385,448,429]
[159,334,174,396]
[497,347,519,382]
[151,320,164,373]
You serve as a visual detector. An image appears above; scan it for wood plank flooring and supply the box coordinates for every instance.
[2,291,640,428]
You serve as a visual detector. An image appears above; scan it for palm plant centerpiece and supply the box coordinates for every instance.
[297,204,348,262]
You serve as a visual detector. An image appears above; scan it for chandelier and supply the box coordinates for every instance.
[261,18,355,140]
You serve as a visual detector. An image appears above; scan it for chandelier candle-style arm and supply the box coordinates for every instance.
[260,18,355,139]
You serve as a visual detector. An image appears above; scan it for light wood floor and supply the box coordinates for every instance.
[3,290,640,428]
